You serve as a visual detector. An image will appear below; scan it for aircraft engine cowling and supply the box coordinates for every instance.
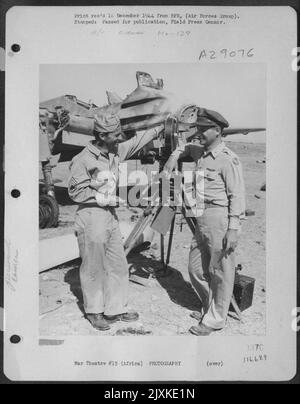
[66,115,95,136]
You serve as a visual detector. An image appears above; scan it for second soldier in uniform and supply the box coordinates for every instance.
[164,108,245,336]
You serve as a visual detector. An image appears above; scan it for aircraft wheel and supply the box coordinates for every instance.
[39,194,59,228]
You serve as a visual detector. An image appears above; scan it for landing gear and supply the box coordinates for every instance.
[39,160,59,229]
[39,194,59,229]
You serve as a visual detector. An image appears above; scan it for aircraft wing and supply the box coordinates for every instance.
[222,128,266,136]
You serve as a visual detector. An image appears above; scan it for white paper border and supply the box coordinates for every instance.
[4,5,297,381]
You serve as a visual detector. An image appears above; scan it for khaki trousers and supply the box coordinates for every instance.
[75,206,129,315]
[188,207,236,329]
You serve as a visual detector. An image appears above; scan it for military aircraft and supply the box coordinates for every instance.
[39,71,265,228]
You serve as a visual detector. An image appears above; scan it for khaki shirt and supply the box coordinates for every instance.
[169,141,245,229]
[68,128,159,205]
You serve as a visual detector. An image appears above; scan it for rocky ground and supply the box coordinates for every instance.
[39,141,266,337]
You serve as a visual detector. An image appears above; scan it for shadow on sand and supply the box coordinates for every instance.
[128,253,201,312]
[64,253,201,315]
[64,262,85,314]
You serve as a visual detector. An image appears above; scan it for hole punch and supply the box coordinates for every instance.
[11,189,21,198]
[11,44,20,53]
[10,335,21,344]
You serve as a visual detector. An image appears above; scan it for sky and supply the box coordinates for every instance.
[40,63,266,143]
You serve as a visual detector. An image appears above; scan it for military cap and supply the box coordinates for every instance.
[196,108,229,129]
[94,113,121,134]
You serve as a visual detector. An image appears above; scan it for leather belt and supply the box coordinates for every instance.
[77,203,115,211]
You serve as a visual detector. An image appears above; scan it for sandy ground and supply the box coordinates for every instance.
[39,141,266,337]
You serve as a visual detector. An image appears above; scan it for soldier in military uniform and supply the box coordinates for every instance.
[164,108,245,336]
[68,113,163,331]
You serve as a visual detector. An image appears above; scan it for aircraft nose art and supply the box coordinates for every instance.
[119,86,172,132]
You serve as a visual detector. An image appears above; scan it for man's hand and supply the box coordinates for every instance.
[223,229,239,254]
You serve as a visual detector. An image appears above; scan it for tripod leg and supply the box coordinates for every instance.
[230,295,243,322]
[124,176,161,255]
[124,208,154,256]
[182,207,196,234]
[160,234,165,266]
[165,214,176,267]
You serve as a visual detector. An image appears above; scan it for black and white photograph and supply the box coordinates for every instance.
[3,5,297,382]
[39,63,266,338]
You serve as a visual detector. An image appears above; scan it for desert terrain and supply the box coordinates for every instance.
[39,141,266,337]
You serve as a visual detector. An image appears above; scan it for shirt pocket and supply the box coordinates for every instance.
[204,168,218,181]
